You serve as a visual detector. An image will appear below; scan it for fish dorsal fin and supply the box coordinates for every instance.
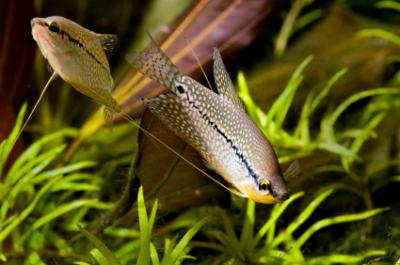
[97,33,118,55]
[213,48,245,110]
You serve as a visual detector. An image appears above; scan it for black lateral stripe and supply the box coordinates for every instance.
[184,92,259,184]
[57,28,107,72]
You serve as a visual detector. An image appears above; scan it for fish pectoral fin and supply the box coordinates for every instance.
[284,160,300,179]
[97,33,118,55]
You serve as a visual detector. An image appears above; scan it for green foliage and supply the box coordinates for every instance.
[3,3,400,262]
[238,58,400,165]
[3,53,399,263]
[186,191,386,264]
[0,106,112,263]
[73,186,209,265]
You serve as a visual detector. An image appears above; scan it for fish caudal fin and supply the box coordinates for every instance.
[125,38,182,92]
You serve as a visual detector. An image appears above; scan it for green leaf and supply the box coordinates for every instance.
[33,199,113,229]
[257,192,304,245]
[271,189,334,247]
[162,216,210,265]
[0,175,61,243]
[295,207,388,248]
[307,250,386,264]
[137,186,151,265]
[357,28,400,46]
[80,227,121,265]
[239,199,255,251]
[150,243,160,265]
[266,56,313,134]
[0,103,26,176]
[376,1,400,11]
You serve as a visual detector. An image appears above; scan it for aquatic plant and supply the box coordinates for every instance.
[1,1,400,264]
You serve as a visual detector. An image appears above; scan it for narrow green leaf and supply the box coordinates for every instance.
[308,250,386,264]
[6,128,78,182]
[80,227,121,265]
[376,1,400,11]
[240,199,255,249]
[296,208,388,248]
[163,216,210,265]
[0,104,26,176]
[0,175,61,243]
[256,192,304,245]
[271,189,334,247]
[137,186,150,265]
[33,199,113,229]
[91,248,110,265]
[150,243,161,265]
[358,29,400,45]
[266,56,313,131]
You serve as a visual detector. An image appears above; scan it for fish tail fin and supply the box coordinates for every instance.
[125,35,182,92]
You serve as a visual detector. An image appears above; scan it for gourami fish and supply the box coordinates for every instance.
[127,41,290,203]
[30,16,120,119]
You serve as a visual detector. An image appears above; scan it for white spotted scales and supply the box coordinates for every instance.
[127,39,289,203]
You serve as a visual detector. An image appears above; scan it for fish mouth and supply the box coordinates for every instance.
[31,17,46,28]
[239,181,289,204]
[240,183,285,204]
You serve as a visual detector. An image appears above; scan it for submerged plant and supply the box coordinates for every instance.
[184,190,387,264]
[0,106,113,263]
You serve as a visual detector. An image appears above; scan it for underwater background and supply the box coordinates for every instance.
[1,0,400,264]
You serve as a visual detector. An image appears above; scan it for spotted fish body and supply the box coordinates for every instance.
[31,16,120,116]
[128,42,289,203]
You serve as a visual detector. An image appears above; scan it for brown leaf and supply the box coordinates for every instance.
[135,110,229,211]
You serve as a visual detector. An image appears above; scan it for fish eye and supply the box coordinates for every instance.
[48,21,60,34]
[258,179,271,192]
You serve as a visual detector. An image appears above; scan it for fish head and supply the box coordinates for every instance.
[31,16,73,60]
[239,173,288,204]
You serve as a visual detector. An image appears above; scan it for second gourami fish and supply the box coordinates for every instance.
[31,16,120,118]
[127,41,290,203]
